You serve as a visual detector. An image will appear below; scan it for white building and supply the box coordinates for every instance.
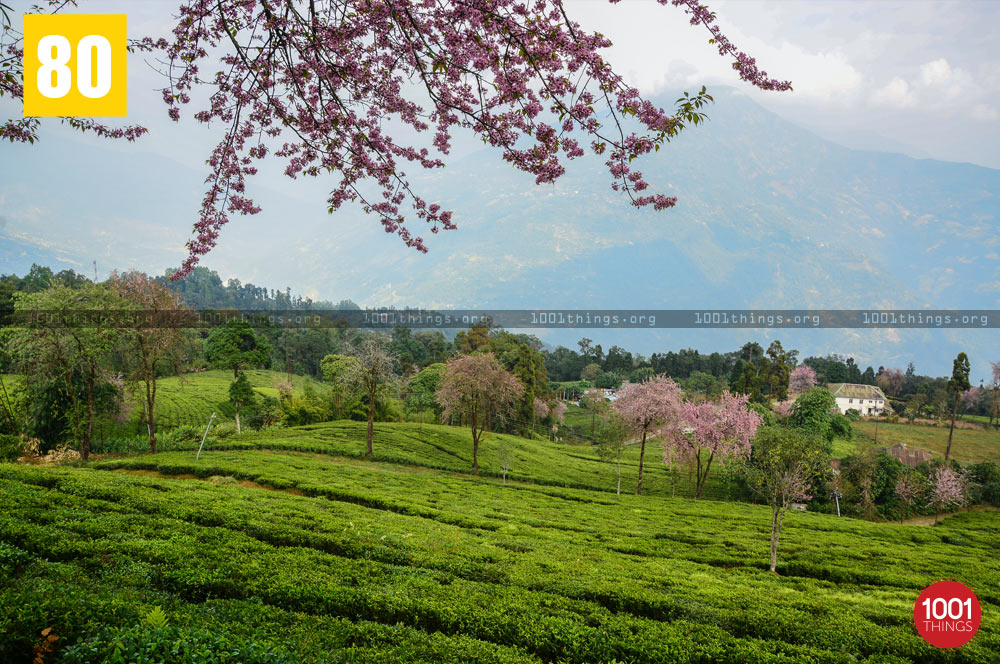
[827,383,889,416]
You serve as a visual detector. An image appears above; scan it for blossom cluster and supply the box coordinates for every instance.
[154,0,790,276]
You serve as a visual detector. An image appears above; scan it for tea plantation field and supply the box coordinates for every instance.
[151,370,333,429]
[134,420,738,500]
[1,422,998,663]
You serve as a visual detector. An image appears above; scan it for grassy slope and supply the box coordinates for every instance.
[1,430,998,663]
[147,420,741,501]
[846,420,1000,463]
[561,403,596,440]
[143,369,332,429]
[2,370,331,433]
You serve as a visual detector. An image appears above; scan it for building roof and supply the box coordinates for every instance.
[882,443,933,467]
[827,383,888,400]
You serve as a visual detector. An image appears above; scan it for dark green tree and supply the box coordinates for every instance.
[228,371,257,434]
[405,363,447,419]
[9,283,126,460]
[742,426,829,572]
[731,361,762,403]
[788,387,839,451]
[764,340,790,401]
[945,352,971,460]
[205,319,272,378]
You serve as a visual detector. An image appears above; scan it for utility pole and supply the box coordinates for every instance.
[196,412,216,460]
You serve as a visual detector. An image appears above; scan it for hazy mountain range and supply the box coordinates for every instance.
[2,87,998,378]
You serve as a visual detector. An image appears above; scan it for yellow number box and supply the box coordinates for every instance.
[23,14,127,117]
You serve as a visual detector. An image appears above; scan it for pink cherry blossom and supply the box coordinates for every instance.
[147,0,789,277]
[661,390,761,498]
[789,365,817,393]
[613,374,683,495]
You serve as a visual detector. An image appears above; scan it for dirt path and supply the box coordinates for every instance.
[898,505,999,526]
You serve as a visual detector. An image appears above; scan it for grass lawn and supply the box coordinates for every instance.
[851,419,1000,463]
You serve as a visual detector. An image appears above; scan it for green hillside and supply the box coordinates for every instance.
[1,423,998,662]
[847,420,1000,463]
[1,370,332,434]
[140,370,332,430]
[138,420,739,501]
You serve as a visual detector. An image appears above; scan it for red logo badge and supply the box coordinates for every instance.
[914,581,981,648]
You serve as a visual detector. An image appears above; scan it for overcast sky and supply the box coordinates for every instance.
[6,0,999,167]
[3,0,998,376]
[568,0,1000,168]
[5,0,1000,282]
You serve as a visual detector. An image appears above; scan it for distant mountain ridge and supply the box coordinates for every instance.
[1,87,996,376]
[333,87,997,376]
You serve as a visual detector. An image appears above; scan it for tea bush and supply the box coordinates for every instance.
[0,433,23,462]
[1,422,998,662]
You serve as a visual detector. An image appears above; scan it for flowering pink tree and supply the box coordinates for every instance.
[876,368,905,397]
[988,361,1000,430]
[895,471,925,522]
[773,399,795,418]
[534,398,549,421]
[961,386,982,412]
[549,401,568,424]
[612,374,682,495]
[929,466,965,523]
[157,0,792,276]
[788,365,817,394]
[661,391,761,499]
[437,353,522,472]
[2,0,789,273]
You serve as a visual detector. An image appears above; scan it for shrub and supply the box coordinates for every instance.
[90,436,149,455]
[164,425,201,443]
[747,402,777,427]
[210,422,239,440]
[968,461,1000,507]
[0,433,24,462]
[59,623,300,664]
[247,396,283,430]
[844,409,860,421]
[0,541,33,576]
[829,415,853,440]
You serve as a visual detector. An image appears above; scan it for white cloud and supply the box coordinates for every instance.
[971,104,999,121]
[871,77,916,108]
[760,43,864,101]
[920,58,953,86]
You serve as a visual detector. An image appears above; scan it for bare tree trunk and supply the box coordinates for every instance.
[83,379,95,462]
[366,382,375,458]
[235,409,241,435]
[769,506,785,573]
[945,393,959,460]
[146,377,157,453]
[471,411,480,472]
[637,429,647,495]
[695,451,715,499]
[616,449,622,495]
